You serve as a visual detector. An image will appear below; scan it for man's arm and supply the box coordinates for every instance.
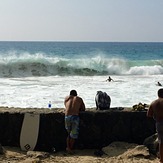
[80,98,85,111]
[147,105,154,118]
[64,96,71,106]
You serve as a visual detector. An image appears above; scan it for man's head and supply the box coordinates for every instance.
[70,90,77,96]
[158,88,163,98]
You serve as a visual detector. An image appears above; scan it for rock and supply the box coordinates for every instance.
[4,147,26,159]
[94,149,105,157]
[21,158,40,163]
[102,142,150,159]
[143,133,159,155]
[0,144,4,154]
[118,145,150,159]
[27,151,50,159]
[102,141,137,157]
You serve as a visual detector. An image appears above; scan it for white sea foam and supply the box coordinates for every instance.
[0,53,162,77]
[0,42,162,109]
[127,65,163,75]
[0,75,161,109]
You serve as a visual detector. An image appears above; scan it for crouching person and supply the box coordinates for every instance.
[95,91,111,110]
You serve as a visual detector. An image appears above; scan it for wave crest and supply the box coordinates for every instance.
[0,54,162,77]
[127,65,163,75]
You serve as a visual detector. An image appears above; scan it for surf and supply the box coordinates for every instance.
[0,53,163,77]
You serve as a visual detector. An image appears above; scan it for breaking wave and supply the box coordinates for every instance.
[0,53,163,77]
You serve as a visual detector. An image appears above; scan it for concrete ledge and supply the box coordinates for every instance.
[0,108,156,152]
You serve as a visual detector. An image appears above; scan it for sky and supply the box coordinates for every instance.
[0,0,163,42]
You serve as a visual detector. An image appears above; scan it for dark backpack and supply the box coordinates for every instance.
[95,91,111,110]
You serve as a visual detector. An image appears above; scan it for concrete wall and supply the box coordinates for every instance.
[0,110,156,152]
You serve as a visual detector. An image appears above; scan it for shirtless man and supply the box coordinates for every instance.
[147,88,163,163]
[64,90,85,153]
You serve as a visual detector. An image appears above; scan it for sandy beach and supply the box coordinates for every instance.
[0,142,160,163]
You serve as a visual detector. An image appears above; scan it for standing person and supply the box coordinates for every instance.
[64,90,85,154]
[147,88,163,163]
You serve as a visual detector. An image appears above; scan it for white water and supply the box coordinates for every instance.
[0,75,162,109]
[0,53,163,77]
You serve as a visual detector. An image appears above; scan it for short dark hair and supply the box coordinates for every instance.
[158,89,163,98]
[70,90,77,96]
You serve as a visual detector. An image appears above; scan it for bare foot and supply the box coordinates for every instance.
[66,148,74,154]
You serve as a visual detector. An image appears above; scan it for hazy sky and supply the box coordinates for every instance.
[0,0,163,42]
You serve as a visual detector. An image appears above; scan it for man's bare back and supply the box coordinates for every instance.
[64,94,85,116]
[148,98,163,122]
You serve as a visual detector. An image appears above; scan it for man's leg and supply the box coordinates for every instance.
[68,116,79,152]
[66,134,75,153]
[65,116,72,152]
[66,135,70,151]
[159,143,163,163]
[66,136,75,154]
[69,137,75,150]
[156,123,163,162]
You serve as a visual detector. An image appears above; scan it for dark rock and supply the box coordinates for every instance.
[27,151,50,158]
[143,133,159,155]
[94,149,105,157]
[0,144,4,154]
[102,142,150,159]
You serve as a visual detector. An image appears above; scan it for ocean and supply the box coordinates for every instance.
[0,41,163,109]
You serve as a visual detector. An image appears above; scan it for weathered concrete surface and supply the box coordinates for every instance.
[0,109,156,152]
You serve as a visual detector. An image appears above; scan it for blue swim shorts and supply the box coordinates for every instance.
[156,122,163,143]
[65,115,79,139]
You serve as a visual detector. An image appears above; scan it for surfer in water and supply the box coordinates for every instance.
[106,76,114,82]
[157,82,162,86]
